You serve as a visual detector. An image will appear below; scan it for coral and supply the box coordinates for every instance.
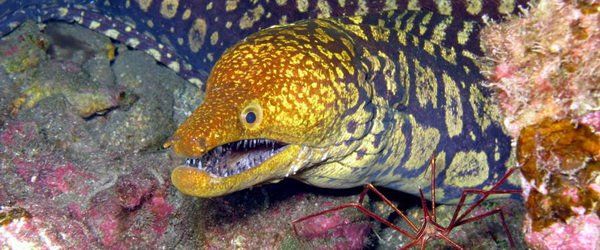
[0,206,92,249]
[193,181,377,249]
[0,121,37,148]
[578,111,600,132]
[13,158,95,198]
[85,176,175,248]
[0,21,198,249]
[148,193,174,234]
[0,207,31,226]
[525,212,599,249]
[518,118,599,249]
[482,2,599,247]
[481,0,599,136]
[116,173,156,209]
[0,120,181,248]
[293,209,371,249]
[0,22,48,74]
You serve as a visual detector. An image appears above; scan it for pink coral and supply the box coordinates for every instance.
[43,163,77,194]
[98,216,120,246]
[150,195,173,219]
[83,172,175,248]
[294,211,351,239]
[116,174,155,209]
[328,223,371,250]
[0,121,36,147]
[13,158,94,197]
[293,208,372,249]
[0,204,96,249]
[481,0,599,136]
[524,213,599,250]
[149,194,174,234]
[578,111,600,132]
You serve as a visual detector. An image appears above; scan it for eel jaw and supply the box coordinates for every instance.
[171,139,302,197]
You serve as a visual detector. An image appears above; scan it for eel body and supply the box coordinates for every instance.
[0,0,525,203]
[168,9,520,203]
[0,0,527,85]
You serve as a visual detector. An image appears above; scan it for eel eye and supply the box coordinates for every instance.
[240,102,263,129]
[245,111,256,123]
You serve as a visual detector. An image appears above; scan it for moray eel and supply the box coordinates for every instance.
[0,0,525,203]
[166,9,522,203]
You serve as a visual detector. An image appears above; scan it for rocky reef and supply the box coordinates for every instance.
[0,21,202,249]
[481,0,599,249]
[4,0,597,248]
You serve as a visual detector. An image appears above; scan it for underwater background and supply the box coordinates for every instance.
[0,0,598,249]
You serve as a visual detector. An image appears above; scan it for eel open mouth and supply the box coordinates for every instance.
[184,139,288,177]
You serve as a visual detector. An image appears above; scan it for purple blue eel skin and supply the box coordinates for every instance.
[0,0,527,86]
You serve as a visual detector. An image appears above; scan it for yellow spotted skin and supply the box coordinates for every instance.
[168,9,517,203]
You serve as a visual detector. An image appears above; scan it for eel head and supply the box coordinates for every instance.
[165,23,361,197]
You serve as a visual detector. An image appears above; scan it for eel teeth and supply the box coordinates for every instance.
[184,139,287,177]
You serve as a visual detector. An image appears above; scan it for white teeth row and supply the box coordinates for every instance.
[185,158,203,168]
[235,139,278,150]
[185,139,285,177]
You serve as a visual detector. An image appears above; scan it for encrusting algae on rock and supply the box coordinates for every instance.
[2,22,125,119]
[0,207,31,226]
[481,0,599,248]
[0,21,201,249]
[518,118,599,249]
[480,0,599,137]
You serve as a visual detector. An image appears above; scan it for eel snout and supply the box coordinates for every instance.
[170,144,301,197]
